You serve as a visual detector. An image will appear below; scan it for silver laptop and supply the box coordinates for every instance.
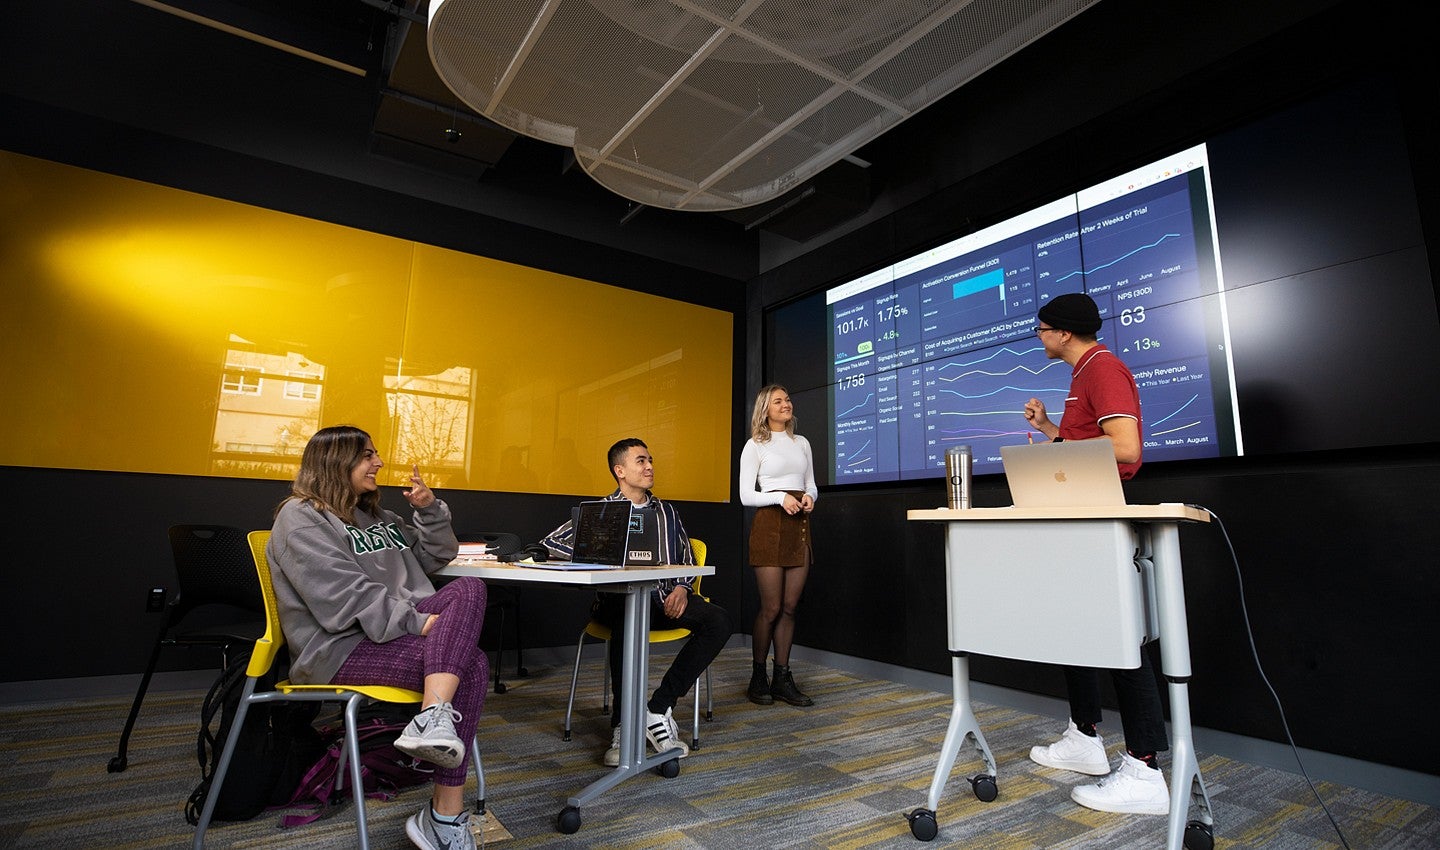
[999,439,1127,507]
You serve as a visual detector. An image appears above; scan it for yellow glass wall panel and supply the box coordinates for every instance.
[402,245,733,501]
[0,151,733,501]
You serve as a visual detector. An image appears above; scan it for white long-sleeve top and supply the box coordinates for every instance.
[739,432,818,507]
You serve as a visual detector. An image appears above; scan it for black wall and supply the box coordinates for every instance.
[746,0,1440,777]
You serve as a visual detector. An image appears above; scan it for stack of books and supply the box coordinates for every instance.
[455,542,497,560]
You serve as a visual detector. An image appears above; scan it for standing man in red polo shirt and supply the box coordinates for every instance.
[1020,292,1169,816]
[1023,292,1142,477]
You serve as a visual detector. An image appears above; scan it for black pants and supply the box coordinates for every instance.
[1063,644,1169,755]
[593,591,732,727]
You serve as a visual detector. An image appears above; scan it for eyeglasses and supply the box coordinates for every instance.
[1035,326,1066,336]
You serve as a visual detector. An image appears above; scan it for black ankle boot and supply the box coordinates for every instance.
[747,662,774,705]
[770,663,814,706]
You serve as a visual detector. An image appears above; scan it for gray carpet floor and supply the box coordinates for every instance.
[1,647,1435,849]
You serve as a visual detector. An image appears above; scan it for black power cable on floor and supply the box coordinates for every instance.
[1191,505,1353,850]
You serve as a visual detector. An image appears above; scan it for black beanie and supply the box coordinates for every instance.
[1037,292,1102,334]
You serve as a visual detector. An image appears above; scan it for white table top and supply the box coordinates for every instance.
[437,560,715,586]
[908,503,1211,522]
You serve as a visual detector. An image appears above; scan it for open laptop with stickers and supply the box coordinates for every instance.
[537,500,633,569]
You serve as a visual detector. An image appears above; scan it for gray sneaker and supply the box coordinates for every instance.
[406,804,476,850]
[394,701,466,770]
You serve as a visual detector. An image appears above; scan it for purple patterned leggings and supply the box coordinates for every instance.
[332,576,489,786]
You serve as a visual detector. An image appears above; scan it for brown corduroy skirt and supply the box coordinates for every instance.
[748,499,812,567]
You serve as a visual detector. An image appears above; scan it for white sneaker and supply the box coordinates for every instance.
[644,708,690,758]
[1030,721,1110,775]
[603,725,621,766]
[1070,752,1169,815]
[394,702,466,770]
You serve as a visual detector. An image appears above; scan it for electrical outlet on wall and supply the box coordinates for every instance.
[146,587,167,612]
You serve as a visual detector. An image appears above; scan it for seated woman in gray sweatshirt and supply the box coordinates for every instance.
[267,424,487,850]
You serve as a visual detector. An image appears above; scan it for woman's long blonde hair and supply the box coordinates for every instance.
[750,384,795,443]
[281,425,380,525]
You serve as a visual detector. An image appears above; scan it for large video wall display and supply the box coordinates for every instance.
[767,77,1440,485]
[827,146,1236,482]
[0,152,733,501]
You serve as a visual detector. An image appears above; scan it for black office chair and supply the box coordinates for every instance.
[455,531,527,694]
[108,525,265,773]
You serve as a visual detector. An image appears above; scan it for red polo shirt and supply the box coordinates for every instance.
[1057,344,1143,480]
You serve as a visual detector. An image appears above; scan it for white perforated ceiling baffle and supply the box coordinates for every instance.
[428,0,1101,212]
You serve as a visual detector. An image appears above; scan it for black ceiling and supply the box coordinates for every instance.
[100,0,883,241]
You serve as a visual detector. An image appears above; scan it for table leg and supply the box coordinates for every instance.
[925,652,996,810]
[618,582,647,768]
[908,652,998,840]
[1150,523,1213,850]
[565,581,678,809]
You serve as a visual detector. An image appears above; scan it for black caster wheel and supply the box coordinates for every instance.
[495,682,508,694]
[969,774,998,802]
[1183,820,1214,850]
[906,808,938,841]
[107,756,127,773]
[556,806,582,834]
[517,666,529,677]
[656,757,681,778]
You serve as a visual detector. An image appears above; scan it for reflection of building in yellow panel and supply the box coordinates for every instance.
[210,343,324,478]
[386,364,472,488]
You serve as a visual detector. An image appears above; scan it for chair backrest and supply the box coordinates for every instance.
[169,525,265,615]
[690,538,706,597]
[244,530,286,680]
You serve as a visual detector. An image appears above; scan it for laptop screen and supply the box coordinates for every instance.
[571,501,633,565]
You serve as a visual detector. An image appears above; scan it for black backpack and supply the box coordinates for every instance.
[184,648,324,825]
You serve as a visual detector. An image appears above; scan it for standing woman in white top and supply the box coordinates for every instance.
[739,384,818,706]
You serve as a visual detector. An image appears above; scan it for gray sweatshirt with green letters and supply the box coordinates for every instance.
[266,497,459,683]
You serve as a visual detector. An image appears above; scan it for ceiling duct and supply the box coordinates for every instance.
[426,0,1101,212]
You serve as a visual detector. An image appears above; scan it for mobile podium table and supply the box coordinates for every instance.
[905,504,1216,850]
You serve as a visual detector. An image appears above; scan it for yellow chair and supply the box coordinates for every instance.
[192,531,484,850]
[562,538,713,749]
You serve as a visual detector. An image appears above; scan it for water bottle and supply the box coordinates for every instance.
[945,445,972,509]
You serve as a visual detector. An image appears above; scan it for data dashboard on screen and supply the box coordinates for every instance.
[825,144,1243,483]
